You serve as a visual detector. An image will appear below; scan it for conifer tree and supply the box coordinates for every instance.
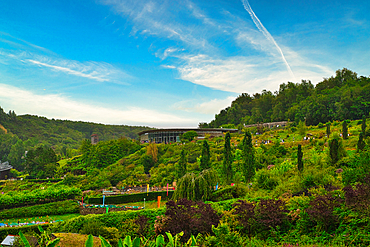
[177,149,187,180]
[342,120,348,140]
[297,144,303,172]
[200,140,210,170]
[362,115,367,136]
[222,132,233,184]
[326,123,331,138]
[242,131,255,183]
[357,132,366,152]
[329,138,339,165]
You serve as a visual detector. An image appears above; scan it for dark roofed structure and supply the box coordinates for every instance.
[0,161,13,180]
[138,128,238,143]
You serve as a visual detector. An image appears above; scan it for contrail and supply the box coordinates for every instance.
[241,0,295,80]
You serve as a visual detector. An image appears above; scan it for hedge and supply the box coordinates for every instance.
[87,191,174,204]
[0,186,81,209]
[0,200,79,219]
[49,207,165,239]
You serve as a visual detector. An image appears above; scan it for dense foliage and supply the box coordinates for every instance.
[156,198,221,241]
[0,109,152,170]
[2,68,370,246]
[202,68,370,128]
[0,185,81,209]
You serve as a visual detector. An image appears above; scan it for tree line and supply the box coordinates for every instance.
[201,68,370,128]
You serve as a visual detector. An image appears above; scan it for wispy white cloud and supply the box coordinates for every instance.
[161,65,176,69]
[103,0,334,96]
[27,59,109,82]
[101,0,213,50]
[173,96,236,115]
[0,83,197,127]
[0,49,132,84]
[0,31,54,54]
[174,53,332,94]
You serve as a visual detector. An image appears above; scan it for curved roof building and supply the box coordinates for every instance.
[138,128,238,143]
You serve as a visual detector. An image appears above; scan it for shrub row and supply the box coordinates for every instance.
[87,191,174,204]
[0,186,81,209]
[49,207,165,239]
[0,200,79,219]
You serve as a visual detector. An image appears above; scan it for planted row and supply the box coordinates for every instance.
[0,200,79,219]
[0,186,81,209]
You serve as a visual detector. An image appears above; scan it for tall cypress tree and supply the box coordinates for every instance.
[223,132,233,184]
[362,115,367,136]
[200,140,210,170]
[342,120,348,140]
[177,149,187,180]
[297,144,303,172]
[357,132,366,152]
[329,138,339,165]
[326,123,331,138]
[242,131,255,183]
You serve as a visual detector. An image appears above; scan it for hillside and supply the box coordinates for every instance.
[0,109,153,171]
[1,117,370,246]
[201,68,370,128]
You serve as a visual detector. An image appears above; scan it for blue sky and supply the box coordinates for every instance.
[0,0,369,128]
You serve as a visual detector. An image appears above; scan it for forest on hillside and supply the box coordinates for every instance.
[0,110,152,171]
[201,68,370,128]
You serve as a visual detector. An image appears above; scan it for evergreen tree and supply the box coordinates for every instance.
[326,123,331,138]
[297,144,303,172]
[329,138,339,165]
[362,115,367,135]
[222,132,233,184]
[177,149,187,180]
[241,131,255,182]
[357,132,366,152]
[342,120,348,140]
[200,140,210,170]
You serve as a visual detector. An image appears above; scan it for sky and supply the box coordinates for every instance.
[0,0,369,128]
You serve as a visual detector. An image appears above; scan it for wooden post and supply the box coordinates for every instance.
[157,196,161,208]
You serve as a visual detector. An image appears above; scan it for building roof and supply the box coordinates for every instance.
[138,128,238,136]
[0,161,13,172]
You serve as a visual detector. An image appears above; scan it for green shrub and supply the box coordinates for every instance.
[210,184,248,202]
[255,170,278,190]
